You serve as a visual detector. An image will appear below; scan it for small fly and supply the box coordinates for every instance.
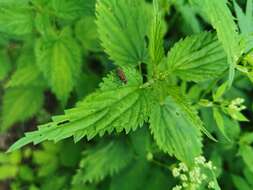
[116,68,127,84]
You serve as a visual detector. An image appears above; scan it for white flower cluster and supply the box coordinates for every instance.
[171,156,217,190]
[228,98,246,111]
[194,156,216,170]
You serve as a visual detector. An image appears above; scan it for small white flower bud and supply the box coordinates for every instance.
[180,174,188,181]
[208,181,216,189]
[172,168,180,177]
[205,161,213,170]
[179,163,188,172]
[201,174,207,180]
[195,156,206,165]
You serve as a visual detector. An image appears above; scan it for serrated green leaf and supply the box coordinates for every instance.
[1,87,44,131]
[73,139,133,184]
[96,0,151,66]
[0,1,34,36]
[168,87,216,142]
[8,67,150,152]
[167,32,228,82]
[192,0,241,85]
[35,28,81,103]
[149,94,202,165]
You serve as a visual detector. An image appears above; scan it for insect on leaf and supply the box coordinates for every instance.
[8,67,151,152]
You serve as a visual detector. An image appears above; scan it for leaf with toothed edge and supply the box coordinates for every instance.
[191,0,242,85]
[8,67,151,152]
[149,94,202,165]
[167,32,228,82]
[167,87,216,142]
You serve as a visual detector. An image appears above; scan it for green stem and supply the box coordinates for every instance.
[149,159,171,170]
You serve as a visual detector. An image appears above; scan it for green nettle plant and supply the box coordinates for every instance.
[1,0,253,189]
